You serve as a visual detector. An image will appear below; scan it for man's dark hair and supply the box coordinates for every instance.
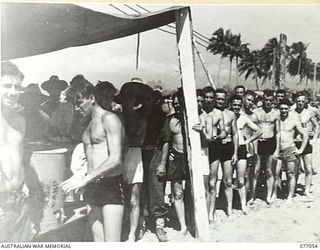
[215,88,227,96]
[263,89,274,98]
[276,89,286,95]
[296,91,307,98]
[95,81,117,110]
[234,85,246,92]
[66,75,95,103]
[245,90,256,100]
[203,86,215,95]
[1,61,24,81]
[279,98,291,107]
[230,94,243,103]
[196,89,205,98]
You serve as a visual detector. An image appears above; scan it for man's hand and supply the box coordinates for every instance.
[231,154,238,165]
[192,123,203,132]
[272,150,280,160]
[60,175,88,194]
[156,164,167,177]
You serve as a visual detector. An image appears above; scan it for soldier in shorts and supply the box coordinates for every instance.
[61,81,127,242]
[209,88,238,219]
[291,92,319,199]
[251,89,280,204]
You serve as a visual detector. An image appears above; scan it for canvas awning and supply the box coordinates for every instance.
[1,3,188,60]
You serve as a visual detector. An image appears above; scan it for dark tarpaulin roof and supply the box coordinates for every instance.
[1,3,188,60]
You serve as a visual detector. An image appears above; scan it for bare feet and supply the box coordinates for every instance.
[247,198,254,206]
[305,192,315,200]
[266,197,274,205]
[126,234,135,242]
[179,227,188,236]
[242,206,248,215]
[226,209,233,217]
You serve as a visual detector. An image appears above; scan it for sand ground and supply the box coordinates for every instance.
[139,142,320,243]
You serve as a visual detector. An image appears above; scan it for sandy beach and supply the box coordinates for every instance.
[139,142,320,243]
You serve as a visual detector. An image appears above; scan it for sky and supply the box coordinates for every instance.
[10,3,320,91]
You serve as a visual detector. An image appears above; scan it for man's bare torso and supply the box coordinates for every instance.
[254,107,279,139]
[169,117,184,153]
[0,111,25,192]
[280,116,297,150]
[82,111,125,177]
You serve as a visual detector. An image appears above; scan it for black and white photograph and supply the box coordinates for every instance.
[1,1,320,245]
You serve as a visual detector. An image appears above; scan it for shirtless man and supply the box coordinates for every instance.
[209,88,238,218]
[203,86,215,113]
[157,89,188,235]
[61,81,127,242]
[242,91,259,198]
[193,89,225,215]
[231,95,262,214]
[1,61,35,241]
[234,85,246,96]
[291,92,319,198]
[251,89,280,204]
[278,99,308,202]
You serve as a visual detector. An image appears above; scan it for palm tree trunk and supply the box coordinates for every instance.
[298,58,302,84]
[254,69,259,90]
[217,57,223,84]
[229,60,232,85]
[236,56,239,85]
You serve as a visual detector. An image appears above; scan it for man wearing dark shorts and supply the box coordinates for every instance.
[209,89,238,219]
[61,81,127,242]
[251,89,280,205]
[291,92,319,199]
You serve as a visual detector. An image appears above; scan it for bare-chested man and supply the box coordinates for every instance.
[1,61,35,241]
[209,88,238,219]
[291,92,319,199]
[193,89,225,216]
[279,99,308,203]
[231,95,262,214]
[157,89,188,235]
[61,81,127,242]
[242,91,259,200]
[251,89,280,205]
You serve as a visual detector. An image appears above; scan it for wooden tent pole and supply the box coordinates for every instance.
[175,8,210,241]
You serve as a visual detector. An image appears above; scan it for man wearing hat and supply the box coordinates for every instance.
[115,78,154,241]
[41,75,68,117]
[19,83,49,142]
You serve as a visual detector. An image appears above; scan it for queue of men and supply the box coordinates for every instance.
[1,61,319,243]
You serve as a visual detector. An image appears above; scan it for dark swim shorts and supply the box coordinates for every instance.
[295,141,313,155]
[238,145,248,160]
[164,147,187,181]
[84,175,124,207]
[258,137,276,156]
[209,141,234,163]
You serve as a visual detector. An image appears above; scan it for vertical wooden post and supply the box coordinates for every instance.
[279,33,287,89]
[175,8,210,241]
[314,63,317,98]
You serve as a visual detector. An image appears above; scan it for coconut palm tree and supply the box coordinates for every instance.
[238,49,264,90]
[207,28,232,84]
[289,42,309,81]
[227,33,249,85]
[260,38,280,88]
